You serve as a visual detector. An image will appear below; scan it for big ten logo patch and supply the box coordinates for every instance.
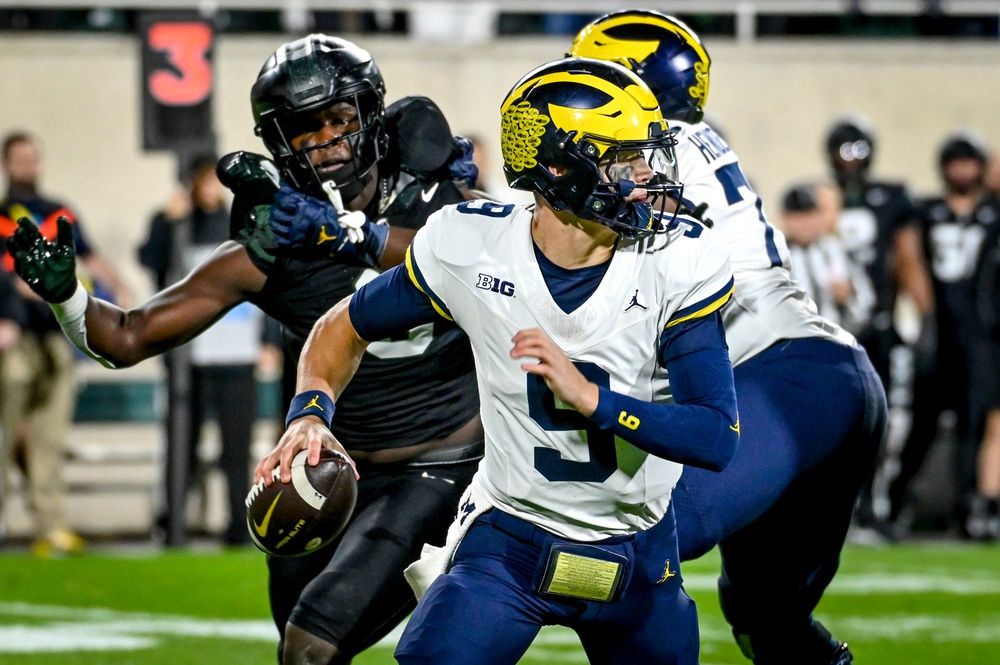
[476,273,515,297]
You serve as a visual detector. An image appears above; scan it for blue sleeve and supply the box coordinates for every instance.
[587,311,739,471]
[348,264,440,342]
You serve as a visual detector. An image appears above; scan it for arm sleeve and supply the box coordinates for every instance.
[348,262,442,342]
[587,311,739,471]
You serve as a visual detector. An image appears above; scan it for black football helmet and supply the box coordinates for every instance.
[570,10,711,124]
[251,34,388,201]
[500,57,682,239]
[938,131,988,169]
[938,130,989,194]
[825,115,876,188]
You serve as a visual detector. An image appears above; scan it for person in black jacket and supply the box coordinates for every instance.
[139,153,262,546]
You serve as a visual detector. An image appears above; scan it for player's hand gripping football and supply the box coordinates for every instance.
[511,328,600,416]
[267,185,388,267]
[8,216,78,303]
[253,415,359,487]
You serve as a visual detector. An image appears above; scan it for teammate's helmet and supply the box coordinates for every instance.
[500,58,682,239]
[825,115,876,183]
[569,10,710,124]
[938,131,988,169]
[251,34,388,200]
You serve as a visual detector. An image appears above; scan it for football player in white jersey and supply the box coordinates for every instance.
[572,11,887,665]
[255,58,739,664]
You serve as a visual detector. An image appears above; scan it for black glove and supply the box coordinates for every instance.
[8,216,78,303]
[217,150,281,202]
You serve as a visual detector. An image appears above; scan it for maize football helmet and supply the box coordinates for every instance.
[500,57,682,239]
[569,10,711,124]
[251,34,388,201]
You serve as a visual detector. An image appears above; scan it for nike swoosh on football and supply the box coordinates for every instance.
[253,492,282,538]
[420,182,439,203]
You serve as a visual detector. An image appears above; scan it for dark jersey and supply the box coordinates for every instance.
[836,182,914,321]
[917,194,1000,348]
[976,216,1000,340]
[0,194,93,333]
[241,97,479,452]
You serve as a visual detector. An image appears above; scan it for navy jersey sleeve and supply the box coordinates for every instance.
[588,311,739,471]
[348,262,442,342]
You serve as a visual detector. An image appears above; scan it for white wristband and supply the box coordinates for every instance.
[49,281,117,369]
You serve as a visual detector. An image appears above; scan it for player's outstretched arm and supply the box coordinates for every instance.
[10,216,264,368]
[255,262,441,486]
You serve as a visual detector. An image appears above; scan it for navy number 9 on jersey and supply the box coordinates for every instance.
[528,361,616,482]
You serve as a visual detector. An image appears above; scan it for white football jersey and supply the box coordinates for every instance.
[673,121,854,364]
[406,200,734,541]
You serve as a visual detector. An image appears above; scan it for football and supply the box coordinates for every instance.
[245,448,358,556]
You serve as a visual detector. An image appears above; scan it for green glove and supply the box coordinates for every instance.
[236,204,280,266]
[8,216,78,303]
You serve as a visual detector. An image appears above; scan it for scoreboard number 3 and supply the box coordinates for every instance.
[147,21,213,106]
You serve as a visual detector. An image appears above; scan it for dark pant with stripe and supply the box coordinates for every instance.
[671,338,887,663]
[267,459,478,657]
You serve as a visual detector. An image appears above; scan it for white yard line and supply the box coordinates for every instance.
[1,565,999,656]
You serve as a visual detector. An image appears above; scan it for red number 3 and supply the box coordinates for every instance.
[148,22,213,106]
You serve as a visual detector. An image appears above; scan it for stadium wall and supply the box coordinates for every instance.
[2,34,998,301]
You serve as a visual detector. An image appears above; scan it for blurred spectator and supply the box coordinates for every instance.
[782,182,874,332]
[0,130,131,556]
[826,114,934,385]
[138,153,264,546]
[888,131,1000,539]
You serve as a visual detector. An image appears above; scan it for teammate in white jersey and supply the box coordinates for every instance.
[255,58,739,664]
[572,11,887,665]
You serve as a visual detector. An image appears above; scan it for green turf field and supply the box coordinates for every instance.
[0,543,997,664]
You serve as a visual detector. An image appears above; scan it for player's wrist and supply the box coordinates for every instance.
[587,386,621,430]
[285,390,336,429]
[359,220,389,267]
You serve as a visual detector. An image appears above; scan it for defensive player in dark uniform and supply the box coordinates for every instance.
[8,35,482,664]
[824,117,937,532]
[825,116,935,386]
[888,132,1000,538]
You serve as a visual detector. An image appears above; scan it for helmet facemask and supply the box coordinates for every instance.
[260,88,386,202]
[577,131,683,239]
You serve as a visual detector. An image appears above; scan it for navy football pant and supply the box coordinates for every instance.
[671,339,886,659]
[396,506,699,665]
[267,459,477,657]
